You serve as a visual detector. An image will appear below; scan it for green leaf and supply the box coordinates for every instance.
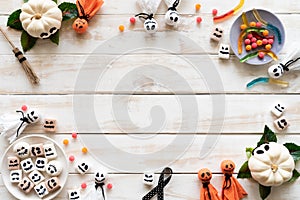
[259,184,271,200]
[7,9,23,30]
[237,161,252,179]
[52,0,57,3]
[246,147,253,159]
[58,2,78,21]
[49,30,59,45]
[284,143,300,161]
[24,0,28,2]
[288,169,300,183]
[21,31,37,52]
[257,125,277,147]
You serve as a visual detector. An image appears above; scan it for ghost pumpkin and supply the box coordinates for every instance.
[72,0,104,33]
[198,168,221,200]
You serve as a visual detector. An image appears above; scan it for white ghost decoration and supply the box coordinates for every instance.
[164,0,181,26]
[268,48,300,79]
[84,170,109,200]
[136,0,162,33]
[0,106,40,144]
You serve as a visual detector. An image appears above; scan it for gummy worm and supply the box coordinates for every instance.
[252,9,282,44]
[246,77,289,88]
[213,0,245,23]
[238,27,266,54]
[241,12,248,26]
[240,50,278,63]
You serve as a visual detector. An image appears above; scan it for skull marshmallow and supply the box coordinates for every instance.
[46,160,62,176]
[45,177,61,192]
[43,143,57,160]
[13,142,30,158]
[34,182,49,198]
[8,156,20,170]
[76,161,90,174]
[35,157,48,171]
[30,143,44,157]
[271,103,286,117]
[18,177,34,193]
[143,173,155,186]
[68,189,81,200]
[274,116,289,131]
[20,158,35,173]
[10,170,22,183]
[29,170,45,185]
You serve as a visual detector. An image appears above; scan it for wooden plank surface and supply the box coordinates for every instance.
[1,0,300,199]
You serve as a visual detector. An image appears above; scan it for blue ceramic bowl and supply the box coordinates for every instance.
[230,9,285,65]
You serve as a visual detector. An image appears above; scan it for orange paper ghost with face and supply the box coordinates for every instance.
[198,168,221,200]
[72,0,104,33]
[221,160,247,200]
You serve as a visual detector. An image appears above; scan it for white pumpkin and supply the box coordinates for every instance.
[20,0,62,39]
[248,142,295,187]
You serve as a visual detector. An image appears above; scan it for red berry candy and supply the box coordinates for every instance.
[244,39,251,45]
[212,9,218,16]
[262,39,268,45]
[251,43,258,49]
[69,155,75,162]
[72,132,78,139]
[268,39,274,45]
[107,183,113,189]
[196,17,202,24]
[251,37,257,43]
[258,52,265,59]
[256,22,262,28]
[247,34,253,39]
[130,17,136,24]
[81,183,87,189]
[21,105,28,111]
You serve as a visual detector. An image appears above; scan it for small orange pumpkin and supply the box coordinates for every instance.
[73,0,104,33]
[221,160,235,175]
[198,168,212,183]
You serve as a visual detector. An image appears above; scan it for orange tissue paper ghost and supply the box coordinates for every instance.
[198,168,221,200]
[221,160,247,200]
[72,0,104,33]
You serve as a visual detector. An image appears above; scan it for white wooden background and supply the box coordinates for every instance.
[1,0,300,199]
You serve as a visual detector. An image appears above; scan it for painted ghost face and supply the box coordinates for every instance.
[268,64,284,79]
[8,156,20,170]
[34,182,49,198]
[274,116,289,131]
[10,170,22,183]
[143,173,154,186]
[68,189,81,200]
[198,168,212,183]
[29,170,45,185]
[25,109,40,123]
[43,119,56,132]
[18,177,34,193]
[72,18,89,34]
[95,171,107,183]
[45,177,61,192]
[218,43,230,59]
[20,158,35,173]
[221,160,235,175]
[211,27,224,42]
[43,143,57,160]
[35,157,47,171]
[144,18,158,33]
[165,10,180,26]
[77,161,90,174]
[271,103,286,117]
[30,143,44,157]
[46,160,62,176]
[13,142,30,158]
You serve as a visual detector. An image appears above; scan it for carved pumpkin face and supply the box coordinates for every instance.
[72,18,89,33]
[221,160,235,175]
[198,168,212,182]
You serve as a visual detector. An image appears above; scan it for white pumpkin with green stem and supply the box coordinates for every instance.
[248,142,295,186]
[20,0,62,39]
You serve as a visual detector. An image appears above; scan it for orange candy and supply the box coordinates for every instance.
[263,30,269,36]
[119,25,125,32]
[240,24,247,30]
[82,147,88,153]
[256,40,263,46]
[63,139,69,145]
[195,3,201,11]
[245,45,252,51]
[249,21,257,27]
[265,44,272,50]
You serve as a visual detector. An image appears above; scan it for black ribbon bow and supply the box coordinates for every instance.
[168,0,180,11]
[142,167,173,200]
[135,13,154,20]
[95,182,106,200]
[223,173,232,190]
[280,56,300,72]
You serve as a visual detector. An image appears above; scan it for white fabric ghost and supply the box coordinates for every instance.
[85,171,108,200]
[0,108,40,144]
[164,0,181,26]
[268,48,300,79]
[136,0,162,33]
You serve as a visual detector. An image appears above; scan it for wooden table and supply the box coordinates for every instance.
[1,0,300,199]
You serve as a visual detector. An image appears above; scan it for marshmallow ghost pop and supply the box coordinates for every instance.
[0,106,40,144]
[268,48,300,79]
[164,0,181,26]
[135,0,162,33]
[85,170,108,200]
